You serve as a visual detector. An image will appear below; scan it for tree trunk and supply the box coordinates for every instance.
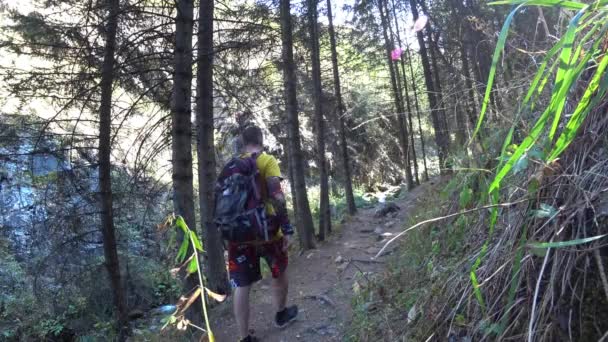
[171,0,204,323]
[455,99,468,146]
[427,28,451,158]
[196,0,229,294]
[390,0,419,185]
[378,0,413,189]
[408,0,449,172]
[98,0,128,334]
[280,0,316,250]
[286,140,300,223]
[405,43,430,181]
[452,1,479,133]
[460,42,478,133]
[306,0,330,240]
[326,0,356,215]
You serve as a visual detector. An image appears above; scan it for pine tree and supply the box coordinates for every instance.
[305,0,331,240]
[326,0,357,215]
[171,0,204,323]
[196,0,229,294]
[279,0,316,249]
[408,0,450,171]
[98,0,127,335]
[378,0,413,189]
[404,43,430,181]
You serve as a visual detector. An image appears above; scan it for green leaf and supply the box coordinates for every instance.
[471,4,524,140]
[528,234,606,249]
[175,216,189,234]
[483,322,503,336]
[176,234,189,263]
[531,203,558,218]
[528,243,548,257]
[459,187,473,208]
[470,271,485,310]
[488,7,598,193]
[187,257,198,274]
[528,177,540,195]
[549,50,608,160]
[548,7,589,140]
[489,0,586,9]
[161,315,178,330]
[512,154,529,174]
[528,146,545,160]
[190,231,204,252]
[455,314,466,326]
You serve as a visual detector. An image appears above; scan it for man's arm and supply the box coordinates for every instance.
[267,176,294,235]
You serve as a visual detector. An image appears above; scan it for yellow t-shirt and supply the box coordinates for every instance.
[248,152,283,239]
[255,152,281,213]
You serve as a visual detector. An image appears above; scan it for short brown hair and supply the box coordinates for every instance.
[242,125,263,147]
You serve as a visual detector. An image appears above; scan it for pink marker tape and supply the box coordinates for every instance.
[391,48,403,61]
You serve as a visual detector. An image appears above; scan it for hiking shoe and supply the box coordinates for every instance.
[239,335,259,342]
[274,305,298,328]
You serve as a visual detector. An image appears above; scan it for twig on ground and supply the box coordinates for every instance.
[351,261,372,284]
[351,258,385,264]
[374,199,529,259]
[187,321,207,333]
[528,245,552,342]
[599,330,608,342]
[593,248,608,302]
[303,294,336,308]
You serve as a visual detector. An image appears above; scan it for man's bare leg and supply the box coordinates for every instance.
[272,270,288,312]
[234,285,251,339]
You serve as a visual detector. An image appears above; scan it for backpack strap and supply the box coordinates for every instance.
[241,152,263,201]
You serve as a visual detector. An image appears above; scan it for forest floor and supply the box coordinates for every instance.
[211,183,431,342]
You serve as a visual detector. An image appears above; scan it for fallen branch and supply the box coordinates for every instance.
[374,199,529,259]
[528,241,552,342]
[351,258,385,264]
[303,294,336,308]
[599,330,608,342]
[593,249,608,302]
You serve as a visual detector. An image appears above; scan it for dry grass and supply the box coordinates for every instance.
[413,102,608,341]
[348,102,608,341]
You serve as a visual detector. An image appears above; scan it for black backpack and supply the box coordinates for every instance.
[214,154,273,242]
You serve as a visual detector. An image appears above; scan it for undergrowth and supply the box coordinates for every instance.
[350,1,608,340]
[346,178,459,341]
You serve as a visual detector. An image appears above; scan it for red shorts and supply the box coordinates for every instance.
[227,237,288,288]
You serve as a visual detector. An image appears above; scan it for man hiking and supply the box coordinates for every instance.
[215,125,298,342]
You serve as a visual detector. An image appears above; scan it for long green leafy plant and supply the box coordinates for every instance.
[469,0,608,327]
[158,215,226,341]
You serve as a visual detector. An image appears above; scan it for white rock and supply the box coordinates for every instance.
[407,304,417,323]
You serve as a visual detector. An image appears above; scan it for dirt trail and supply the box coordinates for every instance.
[212,185,428,342]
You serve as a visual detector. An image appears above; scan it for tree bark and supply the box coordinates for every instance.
[389,0,419,185]
[172,0,208,323]
[196,0,229,294]
[426,28,451,159]
[378,0,413,189]
[451,0,480,148]
[408,0,449,171]
[460,42,478,133]
[280,0,316,250]
[305,0,331,240]
[404,43,430,181]
[286,139,300,223]
[326,0,356,215]
[98,0,128,334]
